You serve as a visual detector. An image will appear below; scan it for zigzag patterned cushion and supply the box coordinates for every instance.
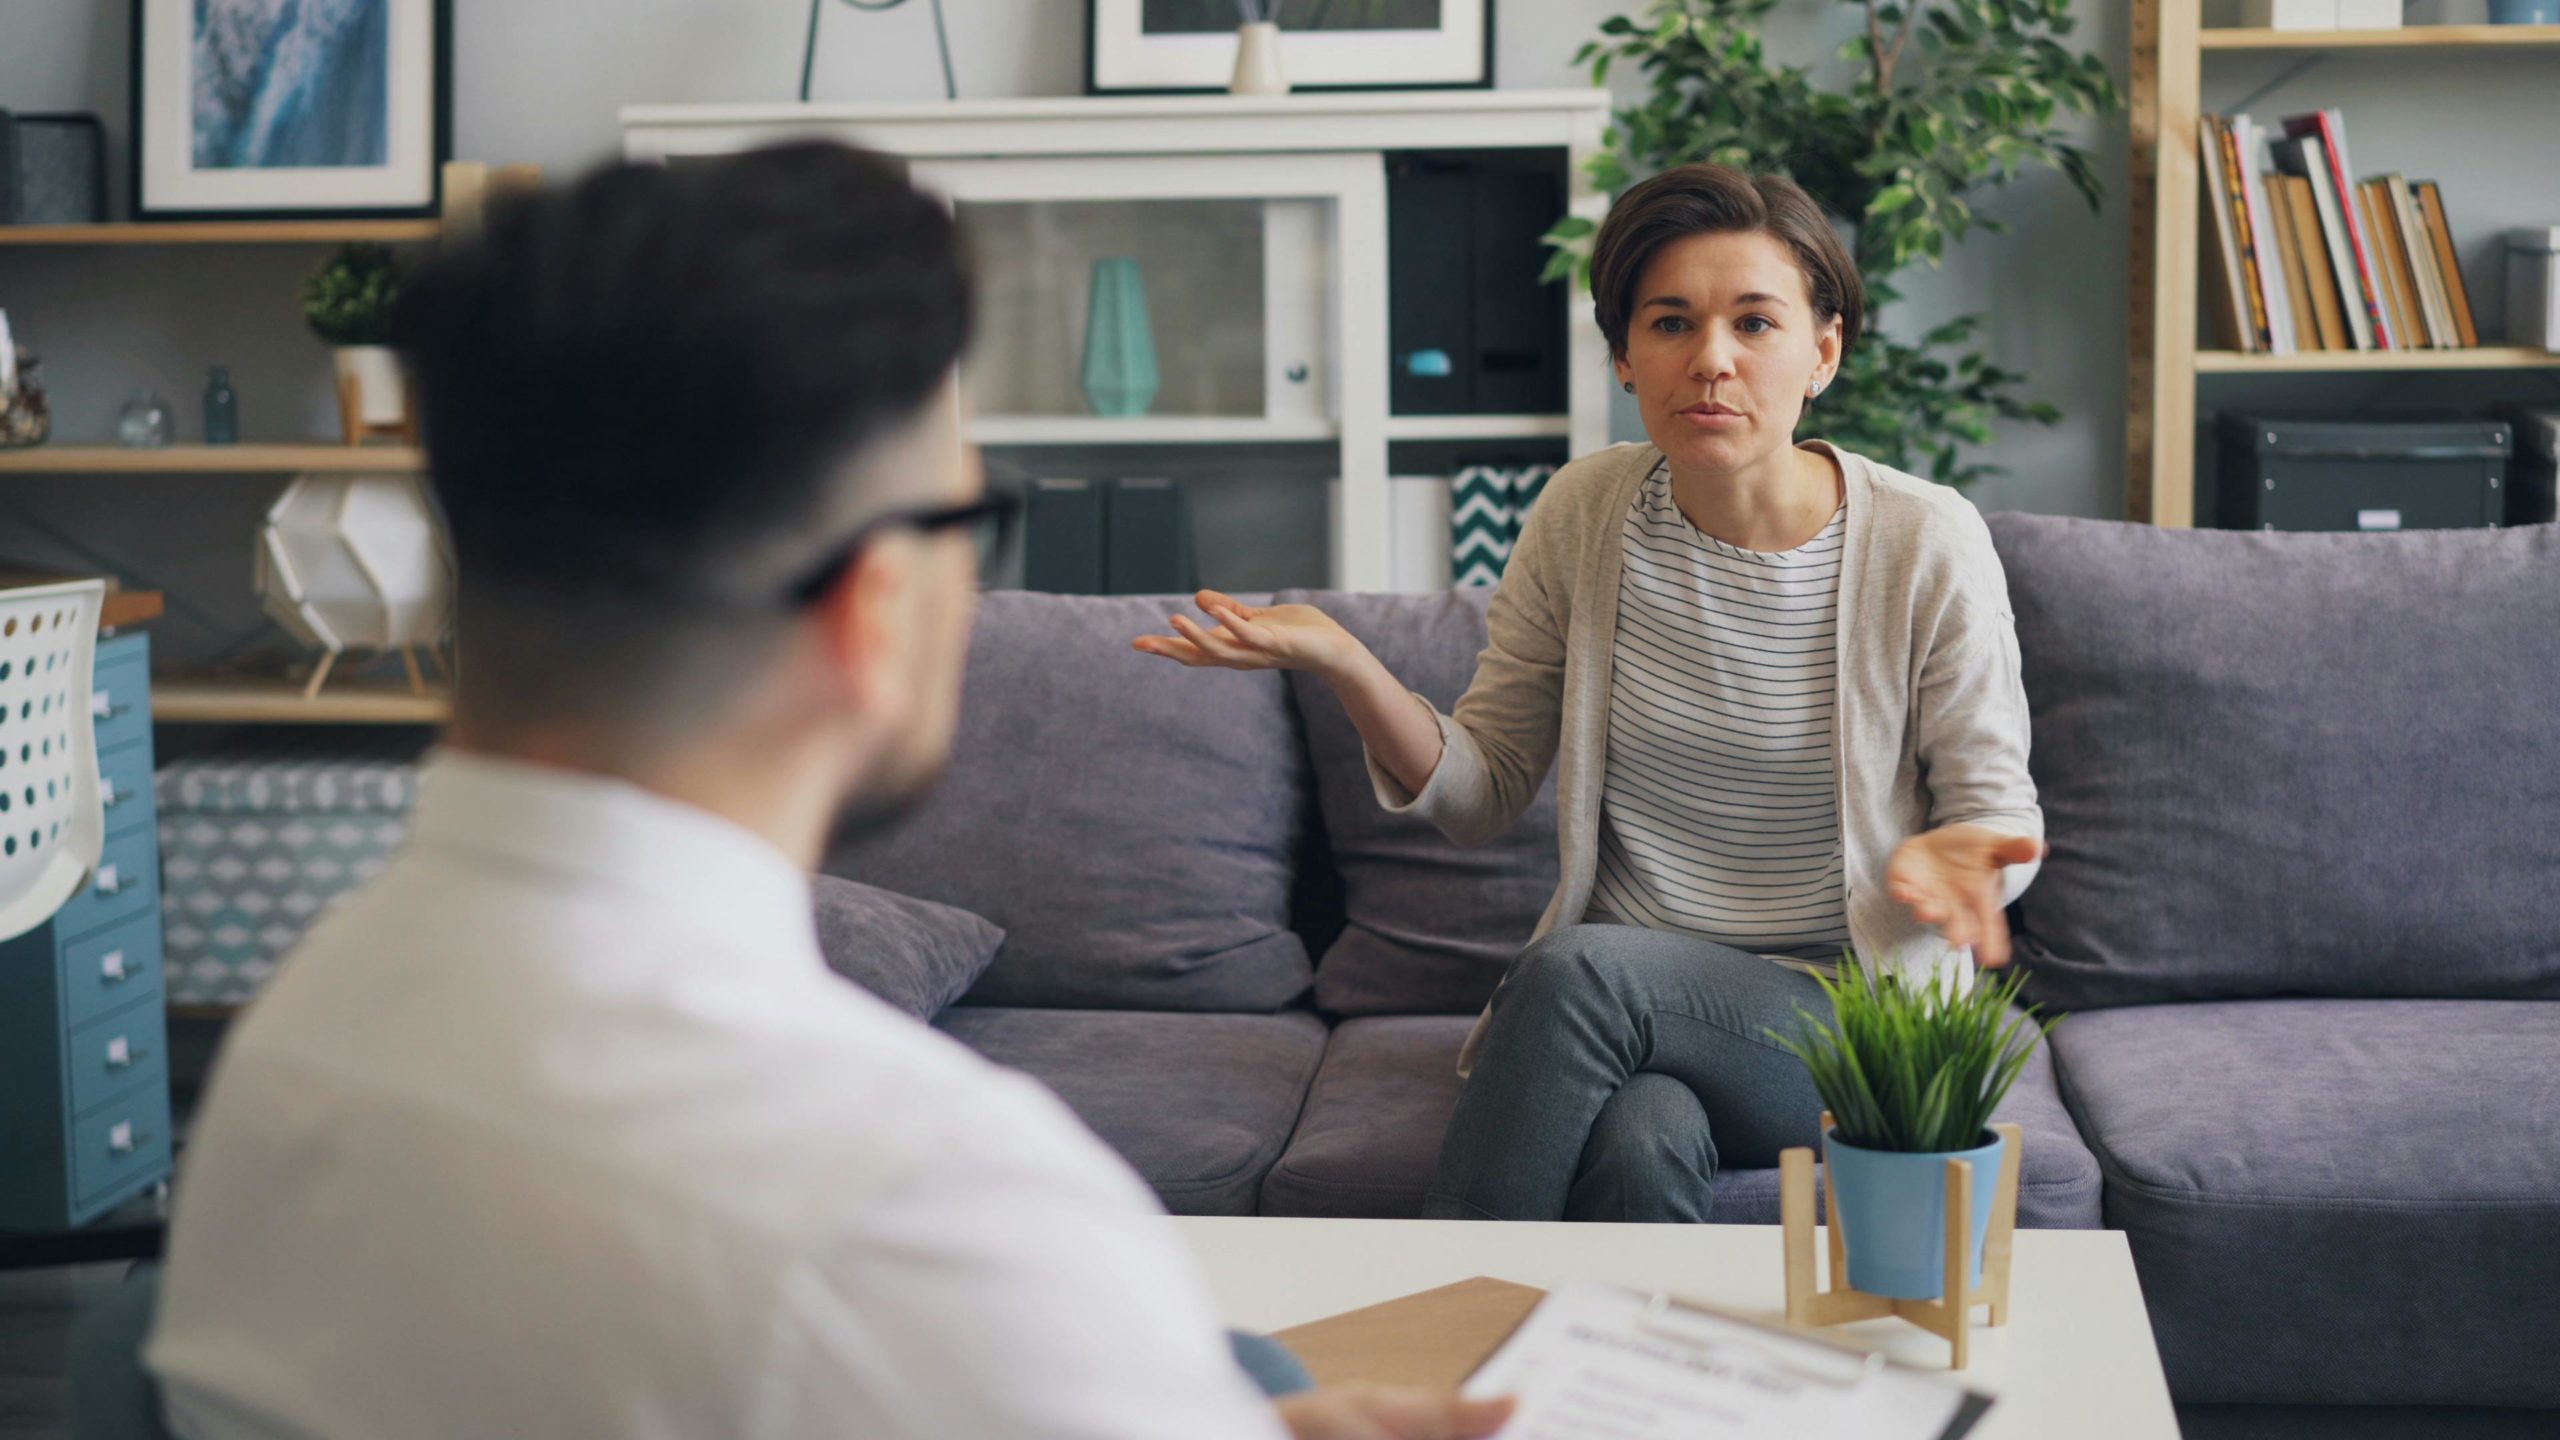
[1451,464,1554,587]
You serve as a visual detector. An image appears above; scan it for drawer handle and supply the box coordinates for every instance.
[100,950,129,982]
[105,1036,145,1069]
[101,777,124,808]
[93,865,121,896]
[92,690,130,722]
[108,1121,149,1155]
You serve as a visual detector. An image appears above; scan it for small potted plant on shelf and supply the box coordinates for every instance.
[1771,961,2056,1301]
[303,243,411,445]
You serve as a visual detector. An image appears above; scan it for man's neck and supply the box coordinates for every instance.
[443,731,839,872]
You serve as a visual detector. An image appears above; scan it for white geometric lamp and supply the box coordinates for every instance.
[255,474,455,700]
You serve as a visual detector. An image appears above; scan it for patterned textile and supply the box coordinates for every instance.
[1450,464,1556,588]
[158,735,428,1005]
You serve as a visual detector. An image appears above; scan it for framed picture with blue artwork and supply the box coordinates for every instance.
[130,0,452,221]
[1087,0,1492,94]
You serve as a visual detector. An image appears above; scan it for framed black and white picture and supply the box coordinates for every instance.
[1087,1,1492,95]
[131,0,451,221]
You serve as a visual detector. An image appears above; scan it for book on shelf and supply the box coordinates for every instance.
[2281,110,2395,349]
[2200,108,2483,355]
[2416,181,2482,347]
[2359,179,2420,348]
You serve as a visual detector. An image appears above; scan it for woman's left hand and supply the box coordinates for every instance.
[1884,826,2047,967]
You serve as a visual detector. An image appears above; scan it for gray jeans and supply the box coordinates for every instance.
[1423,924,1836,1223]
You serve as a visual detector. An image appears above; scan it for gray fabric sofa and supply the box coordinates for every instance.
[1990,514,2560,1433]
[825,587,2101,1229]
[824,515,2558,1431]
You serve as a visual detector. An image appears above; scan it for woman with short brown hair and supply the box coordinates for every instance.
[1137,162,2044,1222]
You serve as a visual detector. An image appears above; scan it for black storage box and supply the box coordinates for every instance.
[2494,407,2558,526]
[1386,151,1568,417]
[2215,414,2509,533]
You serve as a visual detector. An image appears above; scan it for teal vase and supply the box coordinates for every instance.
[1080,258,1160,417]
[1828,1127,2006,1301]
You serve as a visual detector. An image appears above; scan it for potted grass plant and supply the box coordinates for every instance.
[1770,962,2056,1301]
[303,243,409,443]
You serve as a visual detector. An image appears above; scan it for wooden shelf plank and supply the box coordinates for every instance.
[153,678,450,725]
[1382,414,1572,442]
[2195,345,2560,373]
[2202,23,2560,51]
[0,219,441,246]
[969,415,1338,446]
[0,444,425,474]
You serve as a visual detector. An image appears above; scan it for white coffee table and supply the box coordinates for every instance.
[1172,1217,2177,1440]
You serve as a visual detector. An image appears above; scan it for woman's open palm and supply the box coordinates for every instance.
[1133,590,1353,675]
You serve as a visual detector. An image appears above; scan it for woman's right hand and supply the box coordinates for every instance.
[1133,589,1362,679]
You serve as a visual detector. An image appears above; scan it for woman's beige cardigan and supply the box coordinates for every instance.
[1364,440,2046,1074]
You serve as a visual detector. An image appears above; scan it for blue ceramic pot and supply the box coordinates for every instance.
[1080,257,1161,418]
[2490,0,2560,23]
[1828,1127,2005,1301]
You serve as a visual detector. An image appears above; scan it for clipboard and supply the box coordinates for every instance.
[1279,1277,1993,1440]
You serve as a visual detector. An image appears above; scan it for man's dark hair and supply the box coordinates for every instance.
[394,141,971,748]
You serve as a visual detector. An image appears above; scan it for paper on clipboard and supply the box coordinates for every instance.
[1460,1282,1993,1440]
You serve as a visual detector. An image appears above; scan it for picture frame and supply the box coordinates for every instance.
[130,0,452,222]
[1086,0,1493,95]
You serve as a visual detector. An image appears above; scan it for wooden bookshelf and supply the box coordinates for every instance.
[153,677,451,725]
[2200,24,2560,52]
[0,219,441,247]
[2128,5,2560,525]
[2195,345,2560,373]
[0,444,425,473]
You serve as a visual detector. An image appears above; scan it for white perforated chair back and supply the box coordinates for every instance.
[0,579,105,943]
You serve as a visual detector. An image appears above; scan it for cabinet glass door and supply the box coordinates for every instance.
[910,154,1367,445]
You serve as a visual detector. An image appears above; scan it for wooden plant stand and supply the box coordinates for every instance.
[1779,1112,2024,1369]
[302,644,447,701]
[333,369,419,447]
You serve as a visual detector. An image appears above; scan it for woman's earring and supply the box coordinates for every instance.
[1621,380,1635,394]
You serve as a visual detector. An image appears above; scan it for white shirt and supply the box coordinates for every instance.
[1587,463,1853,970]
[147,752,1285,1440]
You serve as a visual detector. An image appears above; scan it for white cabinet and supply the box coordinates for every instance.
[623,91,1613,591]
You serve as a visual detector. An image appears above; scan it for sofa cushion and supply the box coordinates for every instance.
[936,1006,1327,1217]
[1261,1015,1474,1217]
[1276,590,1559,1016]
[1989,515,2560,1009]
[1260,1011,2103,1228]
[827,592,1314,1012]
[809,875,1003,1020]
[2050,999,2560,1407]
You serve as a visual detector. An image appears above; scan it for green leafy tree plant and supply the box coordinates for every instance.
[302,243,404,348]
[1769,960,2056,1153]
[1551,0,2121,488]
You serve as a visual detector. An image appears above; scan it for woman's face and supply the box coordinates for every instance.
[1613,229,1843,480]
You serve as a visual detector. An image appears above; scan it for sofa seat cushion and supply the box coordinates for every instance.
[1260,1012,2102,1229]
[936,1007,1327,1217]
[1277,590,1560,1017]
[1261,1016,1474,1217]
[2050,999,2560,1407]
[1989,514,2560,1009]
[828,592,1315,1012]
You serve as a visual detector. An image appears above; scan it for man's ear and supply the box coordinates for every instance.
[809,535,917,720]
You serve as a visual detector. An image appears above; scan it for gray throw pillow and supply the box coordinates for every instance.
[1277,589,1560,1016]
[1990,513,2560,1009]
[810,874,1005,1020]
[822,591,1315,1012]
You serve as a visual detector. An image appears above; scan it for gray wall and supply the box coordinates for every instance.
[2,1,2553,661]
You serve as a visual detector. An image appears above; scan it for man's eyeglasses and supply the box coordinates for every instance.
[784,490,1023,606]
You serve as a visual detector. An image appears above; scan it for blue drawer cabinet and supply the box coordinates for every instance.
[0,629,171,1232]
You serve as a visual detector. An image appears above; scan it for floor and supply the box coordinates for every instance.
[0,1263,121,1440]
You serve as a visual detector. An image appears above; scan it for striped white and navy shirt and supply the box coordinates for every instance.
[1585,462,1852,971]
